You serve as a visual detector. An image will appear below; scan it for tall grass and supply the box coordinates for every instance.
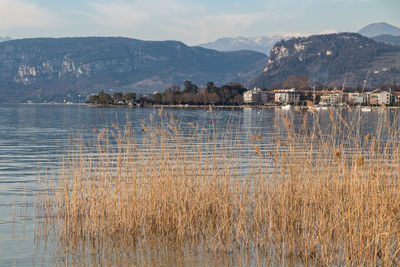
[36,108,400,266]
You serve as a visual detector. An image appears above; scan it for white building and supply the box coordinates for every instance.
[368,90,392,105]
[274,88,300,104]
[348,92,367,105]
[243,88,269,104]
[320,93,343,105]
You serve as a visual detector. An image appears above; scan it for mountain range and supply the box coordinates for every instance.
[358,22,400,38]
[372,35,400,46]
[0,37,267,103]
[358,22,400,46]
[0,37,11,43]
[1,22,400,103]
[198,34,305,55]
[199,23,400,56]
[249,32,400,89]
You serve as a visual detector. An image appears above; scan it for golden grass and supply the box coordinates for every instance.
[36,108,400,266]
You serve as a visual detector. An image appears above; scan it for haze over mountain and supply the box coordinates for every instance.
[250,33,400,89]
[372,34,400,46]
[200,22,400,55]
[0,37,267,103]
[0,37,11,43]
[358,22,400,38]
[198,34,306,55]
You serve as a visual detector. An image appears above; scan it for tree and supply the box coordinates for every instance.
[98,93,113,104]
[154,92,162,104]
[87,94,99,104]
[216,83,245,105]
[271,82,283,90]
[165,85,181,93]
[208,92,220,104]
[206,82,216,93]
[183,80,199,94]
[112,92,123,102]
[123,92,136,101]
[282,74,312,90]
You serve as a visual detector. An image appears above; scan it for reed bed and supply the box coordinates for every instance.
[36,108,400,266]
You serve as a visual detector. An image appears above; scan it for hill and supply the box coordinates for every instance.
[250,33,400,89]
[372,34,400,46]
[0,37,267,103]
[198,34,303,55]
[0,37,11,42]
[358,22,400,38]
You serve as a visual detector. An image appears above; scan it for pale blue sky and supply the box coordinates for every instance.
[0,0,399,45]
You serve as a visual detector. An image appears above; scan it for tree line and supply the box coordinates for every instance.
[151,80,246,105]
[87,91,136,105]
[87,81,246,106]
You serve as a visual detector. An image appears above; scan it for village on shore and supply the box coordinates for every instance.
[87,84,400,109]
[244,87,398,106]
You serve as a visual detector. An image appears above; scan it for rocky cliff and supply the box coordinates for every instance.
[198,34,303,55]
[250,33,400,89]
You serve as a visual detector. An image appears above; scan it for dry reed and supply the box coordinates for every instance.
[36,108,400,266]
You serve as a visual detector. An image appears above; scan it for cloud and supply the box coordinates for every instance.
[87,0,190,29]
[171,13,262,43]
[318,30,339,34]
[88,1,149,28]
[0,0,55,31]
[84,0,261,44]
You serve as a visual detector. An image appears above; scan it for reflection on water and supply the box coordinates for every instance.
[0,104,399,266]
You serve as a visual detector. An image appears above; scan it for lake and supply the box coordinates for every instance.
[0,103,396,266]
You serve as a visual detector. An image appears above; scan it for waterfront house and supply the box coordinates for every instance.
[319,92,343,106]
[243,88,269,104]
[348,92,367,105]
[274,88,300,104]
[392,91,400,105]
[367,89,392,105]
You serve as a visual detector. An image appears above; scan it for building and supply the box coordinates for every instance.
[319,92,343,105]
[367,89,392,105]
[274,89,300,104]
[392,91,400,105]
[348,92,367,105]
[243,88,269,104]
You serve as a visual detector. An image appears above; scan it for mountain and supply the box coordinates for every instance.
[372,34,400,46]
[358,22,400,38]
[0,37,267,103]
[250,33,400,89]
[198,34,304,55]
[0,37,11,42]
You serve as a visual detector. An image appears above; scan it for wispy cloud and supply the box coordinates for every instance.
[86,0,190,29]
[1,0,395,44]
[0,0,55,31]
[171,14,262,43]
[82,0,261,44]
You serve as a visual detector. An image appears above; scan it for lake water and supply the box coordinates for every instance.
[0,103,396,266]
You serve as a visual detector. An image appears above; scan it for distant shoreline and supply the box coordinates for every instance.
[86,103,400,110]
[87,103,280,109]
[11,102,400,110]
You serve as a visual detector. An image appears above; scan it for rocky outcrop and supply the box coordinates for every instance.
[250,33,400,89]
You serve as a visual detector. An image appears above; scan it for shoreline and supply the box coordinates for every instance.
[8,102,400,110]
[87,103,400,110]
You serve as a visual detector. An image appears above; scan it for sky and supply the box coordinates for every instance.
[0,0,399,45]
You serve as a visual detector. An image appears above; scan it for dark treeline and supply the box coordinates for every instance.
[151,80,246,105]
[87,91,136,105]
[87,81,245,106]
